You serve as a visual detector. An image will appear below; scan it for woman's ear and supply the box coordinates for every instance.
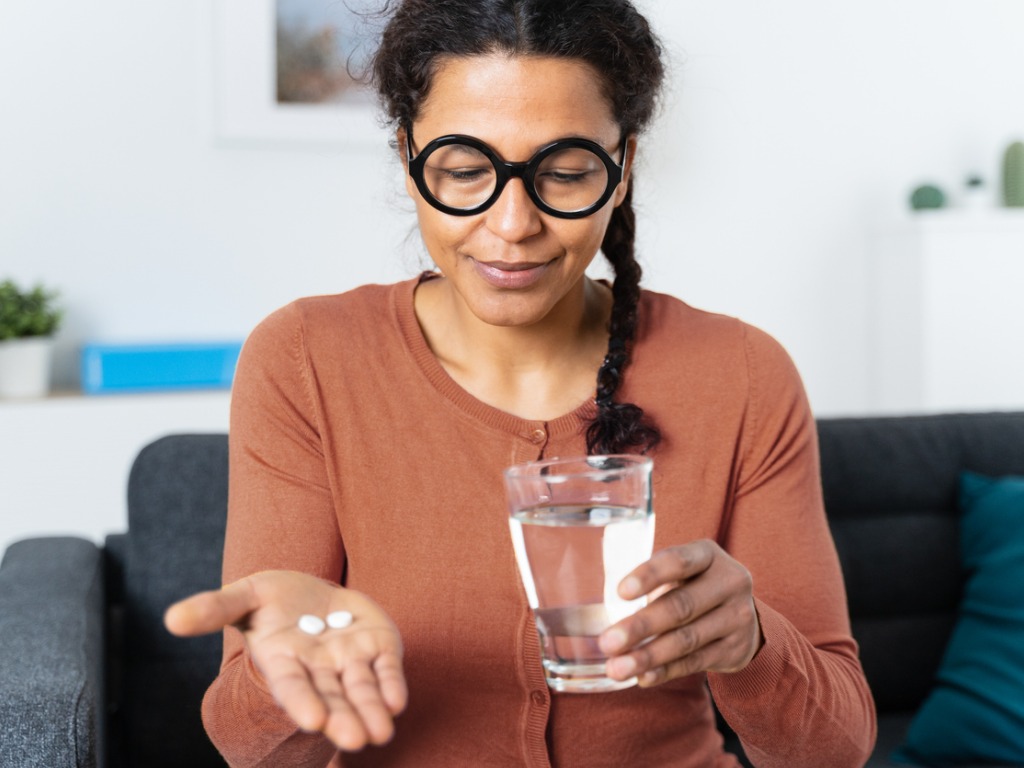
[397,127,418,200]
[613,134,638,207]
[396,127,409,169]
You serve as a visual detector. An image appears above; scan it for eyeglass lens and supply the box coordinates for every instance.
[421,143,612,214]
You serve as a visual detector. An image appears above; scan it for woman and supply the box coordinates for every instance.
[165,1,876,765]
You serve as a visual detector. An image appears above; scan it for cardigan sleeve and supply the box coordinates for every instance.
[707,324,877,768]
[200,303,344,768]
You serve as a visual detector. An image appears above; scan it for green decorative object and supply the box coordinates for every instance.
[0,279,63,340]
[1003,141,1024,207]
[910,184,946,211]
[0,279,62,398]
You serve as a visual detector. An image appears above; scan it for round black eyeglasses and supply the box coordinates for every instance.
[405,126,626,219]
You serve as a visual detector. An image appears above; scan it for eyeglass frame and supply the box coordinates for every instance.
[404,124,628,220]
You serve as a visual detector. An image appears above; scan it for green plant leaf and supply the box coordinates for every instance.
[0,279,63,340]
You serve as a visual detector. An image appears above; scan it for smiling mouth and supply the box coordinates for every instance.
[471,258,551,289]
[479,260,545,272]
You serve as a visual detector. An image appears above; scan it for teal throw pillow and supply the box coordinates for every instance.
[893,471,1024,767]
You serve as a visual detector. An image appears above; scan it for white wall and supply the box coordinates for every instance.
[638,1,1024,414]
[4,1,1024,411]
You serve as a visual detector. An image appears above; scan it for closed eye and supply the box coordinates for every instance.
[443,167,492,182]
[539,169,595,184]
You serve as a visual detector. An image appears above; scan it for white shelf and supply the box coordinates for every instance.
[868,210,1024,413]
[0,390,231,554]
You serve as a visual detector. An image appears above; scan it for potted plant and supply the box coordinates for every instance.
[0,279,63,398]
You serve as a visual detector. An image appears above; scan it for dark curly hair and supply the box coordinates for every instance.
[370,0,665,455]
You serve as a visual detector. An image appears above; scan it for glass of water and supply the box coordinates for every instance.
[504,455,655,693]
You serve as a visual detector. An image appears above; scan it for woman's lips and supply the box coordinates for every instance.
[471,259,550,289]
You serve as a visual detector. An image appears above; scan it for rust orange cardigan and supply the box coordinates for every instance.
[202,275,876,767]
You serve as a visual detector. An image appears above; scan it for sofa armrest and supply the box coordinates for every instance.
[0,536,106,768]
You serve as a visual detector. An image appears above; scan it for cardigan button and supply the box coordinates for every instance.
[530,690,547,706]
[529,428,547,444]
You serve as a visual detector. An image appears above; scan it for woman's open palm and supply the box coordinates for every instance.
[164,570,407,751]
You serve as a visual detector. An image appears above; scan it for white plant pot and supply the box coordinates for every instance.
[0,337,55,399]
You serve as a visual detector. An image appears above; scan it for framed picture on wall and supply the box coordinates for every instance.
[214,0,385,146]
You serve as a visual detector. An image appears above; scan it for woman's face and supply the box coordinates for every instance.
[404,53,633,330]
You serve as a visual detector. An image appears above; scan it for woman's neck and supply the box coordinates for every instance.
[414,275,612,421]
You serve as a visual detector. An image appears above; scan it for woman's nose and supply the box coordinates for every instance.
[484,178,543,242]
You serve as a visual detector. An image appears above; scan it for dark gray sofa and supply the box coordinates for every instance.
[2,412,1024,767]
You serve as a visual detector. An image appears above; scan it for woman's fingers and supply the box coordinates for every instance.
[261,652,330,733]
[261,629,404,751]
[600,542,720,655]
[616,540,716,600]
[600,540,761,684]
[322,630,405,744]
[619,555,751,649]
[374,653,409,715]
[601,587,718,681]
[312,665,374,750]
[606,600,757,683]
[262,648,388,750]
[299,652,401,750]
[164,578,260,637]
[338,661,396,745]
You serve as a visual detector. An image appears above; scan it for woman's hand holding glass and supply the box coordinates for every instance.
[598,540,763,686]
[164,571,407,751]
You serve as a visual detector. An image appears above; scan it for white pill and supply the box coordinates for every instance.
[298,614,326,635]
[326,610,354,629]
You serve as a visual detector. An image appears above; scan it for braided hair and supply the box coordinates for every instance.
[370,0,665,455]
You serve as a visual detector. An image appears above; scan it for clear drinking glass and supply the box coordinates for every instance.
[504,455,655,692]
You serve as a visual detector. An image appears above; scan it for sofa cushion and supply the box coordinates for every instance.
[893,472,1024,766]
[818,412,1024,717]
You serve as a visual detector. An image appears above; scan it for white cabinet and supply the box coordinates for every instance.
[0,391,230,553]
[869,211,1024,413]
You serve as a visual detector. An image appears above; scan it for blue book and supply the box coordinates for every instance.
[81,341,243,394]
